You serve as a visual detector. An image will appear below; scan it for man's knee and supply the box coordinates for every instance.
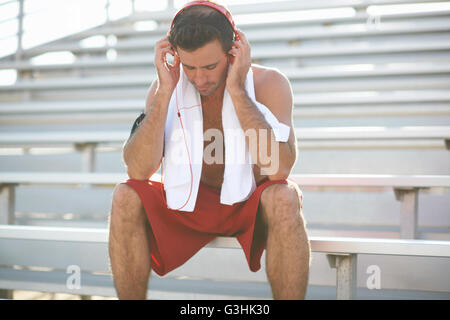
[111,183,145,223]
[260,182,304,229]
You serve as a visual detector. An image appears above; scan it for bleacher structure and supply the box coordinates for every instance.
[0,0,449,299]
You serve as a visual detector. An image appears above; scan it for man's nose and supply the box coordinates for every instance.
[194,70,207,86]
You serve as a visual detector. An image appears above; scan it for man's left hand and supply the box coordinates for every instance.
[226,30,251,95]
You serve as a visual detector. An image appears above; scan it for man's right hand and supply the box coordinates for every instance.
[154,37,180,93]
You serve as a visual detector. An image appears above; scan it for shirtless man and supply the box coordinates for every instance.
[108,1,310,300]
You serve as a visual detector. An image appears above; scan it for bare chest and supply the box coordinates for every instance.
[201,110,225,189]
[200,108,265,190]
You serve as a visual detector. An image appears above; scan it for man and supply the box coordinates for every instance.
[109,1,310,300]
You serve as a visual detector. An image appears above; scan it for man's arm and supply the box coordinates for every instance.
[230,68,297,180]
[123,37,180,180]
[123,81,171,180]
[226,30,296,180]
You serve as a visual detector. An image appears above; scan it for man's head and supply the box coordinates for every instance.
[168,1,236,53]
[168,2,237,96]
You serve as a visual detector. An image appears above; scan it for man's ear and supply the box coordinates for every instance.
[227,53,235,65]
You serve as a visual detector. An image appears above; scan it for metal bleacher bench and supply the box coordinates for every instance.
[0,172,449,299]
[2,99,450,126]
[2,126,450,142]
[1,172,450,238]
[1,126,449,171]
[1,224,450,300]
[2,127,449,145]
[0,125,450,152]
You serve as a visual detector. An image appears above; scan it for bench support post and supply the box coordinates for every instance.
[75,143,97,189]
[0,289,13,299]
[0,184,15,225]
[327,253,357,300]
[75,143,97,173]
[394,188,419,239]
[0,185,15,299]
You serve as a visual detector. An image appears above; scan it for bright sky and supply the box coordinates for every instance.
[0,0,449,85]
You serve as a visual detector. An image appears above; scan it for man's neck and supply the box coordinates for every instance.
[200,81,226,109]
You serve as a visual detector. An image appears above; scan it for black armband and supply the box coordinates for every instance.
[129,112,146,138]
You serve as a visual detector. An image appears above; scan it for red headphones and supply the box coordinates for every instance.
[170,0,239,41]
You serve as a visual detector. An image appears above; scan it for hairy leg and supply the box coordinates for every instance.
[260,182,310,299]
[108,183,152,299]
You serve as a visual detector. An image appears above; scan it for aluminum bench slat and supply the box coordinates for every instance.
[2,40,450,72]
[1,106,450,126]
[1,225,450,259]
[1,172,450,188]
[124,0,448,22]
[0,126,449,146]
[16,19,450,56]
[0,267,271,299]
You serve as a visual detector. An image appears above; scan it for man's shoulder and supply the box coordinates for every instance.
[251,64,292,105]
[252,64,289,85]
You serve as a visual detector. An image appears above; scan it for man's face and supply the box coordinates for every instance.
[176,39,229,97]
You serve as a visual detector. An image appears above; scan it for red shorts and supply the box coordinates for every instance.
[124,178,302,276]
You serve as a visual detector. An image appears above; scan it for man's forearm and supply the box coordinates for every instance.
[230,90,296,179]
[123,89,172,180]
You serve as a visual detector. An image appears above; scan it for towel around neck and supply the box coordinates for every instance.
[162,67,290,212]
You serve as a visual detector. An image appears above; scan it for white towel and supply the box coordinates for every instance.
[163,67,290,212]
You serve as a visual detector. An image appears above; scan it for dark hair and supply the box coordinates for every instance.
[168,5,234,53]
